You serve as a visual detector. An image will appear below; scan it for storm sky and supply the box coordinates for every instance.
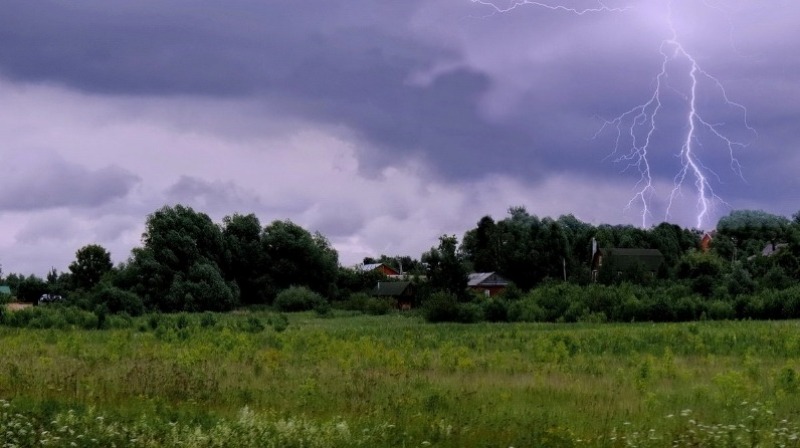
[1,0,798,275]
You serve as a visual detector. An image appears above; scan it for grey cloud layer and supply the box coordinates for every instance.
[0,0,797,268]
[0,155,139,211]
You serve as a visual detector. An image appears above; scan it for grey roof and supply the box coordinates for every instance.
[372,281,412,297]
[467,272,509,287]
[357,263,383,272]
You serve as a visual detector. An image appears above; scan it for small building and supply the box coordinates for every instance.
[357,263,401,277]
[700,231,716,252]
[0,285,11,297]
[468,272,509,298]
[592,248,664,281]
[372,281,414,310]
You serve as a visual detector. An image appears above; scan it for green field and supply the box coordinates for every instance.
[2,311,800,447]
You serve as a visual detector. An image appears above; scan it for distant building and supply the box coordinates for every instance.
[467,272,509,298]
[356,263,401,277]
[372,281,415,310]
[0,285,11,297]
[700,231,716,252]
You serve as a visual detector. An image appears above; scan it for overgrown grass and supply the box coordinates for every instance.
[3,312,800,446]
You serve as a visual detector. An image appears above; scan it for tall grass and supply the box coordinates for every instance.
[2,312,800,446]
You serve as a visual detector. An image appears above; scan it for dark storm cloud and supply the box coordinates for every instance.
[0,0,797,220]
[0,158,139,211]
[0,0,544,180]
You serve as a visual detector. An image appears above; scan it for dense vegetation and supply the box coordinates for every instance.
[2,205,799,325]
[2,206,800,447]
[2,314,800,447]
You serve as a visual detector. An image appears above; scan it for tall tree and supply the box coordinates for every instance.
[222,213,267,304]
[461,216,501,273]
[127,205,238,311]
[69,244,113,290]
[423,235,469,300]
[262,220,339,300]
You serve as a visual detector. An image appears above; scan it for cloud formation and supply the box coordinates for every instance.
[0,0,797,275]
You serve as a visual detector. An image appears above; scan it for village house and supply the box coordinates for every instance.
[371,281,415,310]
[356,263,401,277]
[467,272,509,298]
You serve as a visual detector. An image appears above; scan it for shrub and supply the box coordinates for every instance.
[339,292,396,315]
[482,298,509,322]
[422,292,459,323]
[274,286,326,312]
[270,313,289,332]
[241,316,265,333]
[91,285,145,316]
[456,302,484,323]
[365,297,396,315]
[200,312,218,328]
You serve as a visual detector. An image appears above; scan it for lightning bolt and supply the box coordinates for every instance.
[470,0,630,15]
[474,0,756,230]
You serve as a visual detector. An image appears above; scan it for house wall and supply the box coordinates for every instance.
[470,285,506,298]
[377,265,400,276]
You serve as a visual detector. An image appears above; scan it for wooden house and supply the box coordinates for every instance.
[358,263,401,277]
[467,272,509,298]
[372,281,415,310]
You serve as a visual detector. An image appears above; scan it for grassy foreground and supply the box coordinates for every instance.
[2,311,800,447]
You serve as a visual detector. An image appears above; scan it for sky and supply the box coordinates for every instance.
[1,0,798,276]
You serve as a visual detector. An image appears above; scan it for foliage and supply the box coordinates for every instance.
[122,205,238,312]
[91,284,145,316]
[423,235,468,300]
[69,244,113,290]
[222,213,268,305]
[262,220,339,300]
[274,286,326,312]
[339,292,396,315]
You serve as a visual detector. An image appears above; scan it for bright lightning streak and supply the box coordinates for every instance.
[471,0,630,15]
[473,0,756,230]
[601,1,754,229]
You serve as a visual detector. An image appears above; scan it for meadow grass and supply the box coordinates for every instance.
[2,311,800,446]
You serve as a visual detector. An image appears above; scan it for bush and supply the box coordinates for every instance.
[270,313,289,332]
[339,292,396,315]
[200,312,218,328]
[241,316,265,333]
[274,286,326,312]
[92,285,145,316]
[456,302,484,323]
[422,292,459,323]
[482,298,509,322]
[507,299,546,322]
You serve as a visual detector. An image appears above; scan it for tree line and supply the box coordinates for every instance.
[2,204,799,322]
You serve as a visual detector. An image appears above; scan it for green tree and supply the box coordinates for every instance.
[69,244,113,291]
[125,205,238,312]
[15,275,47,303]
[222,213,268,305]
[423,235,469,300]
[717,210,790,259]
[461,216,501,273]
[262,220,339,300]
